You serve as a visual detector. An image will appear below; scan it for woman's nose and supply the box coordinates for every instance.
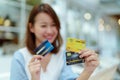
[46,27,53,34]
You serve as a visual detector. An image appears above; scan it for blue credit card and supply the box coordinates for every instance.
[34,40,54,56]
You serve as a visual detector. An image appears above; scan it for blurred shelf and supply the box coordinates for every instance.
[0,0,33,11]
[0,26,19,33]
[0,0,21,8]
[0,0,29,45]
[0,38,13,41]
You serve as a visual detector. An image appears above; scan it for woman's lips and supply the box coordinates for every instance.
[45,36,53,40]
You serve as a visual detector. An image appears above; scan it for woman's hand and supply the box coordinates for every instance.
[79,49,99,73]
[28,55,43,80]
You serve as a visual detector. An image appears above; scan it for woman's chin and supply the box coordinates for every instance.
[47,39,54,43]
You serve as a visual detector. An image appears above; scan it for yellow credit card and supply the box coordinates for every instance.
[66,38,86,53]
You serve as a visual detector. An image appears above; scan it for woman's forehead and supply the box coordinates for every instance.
[34,13,54,23]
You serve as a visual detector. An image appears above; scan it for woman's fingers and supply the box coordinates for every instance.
[29,63,41,72]
[79,48,99,73]
[79,49,96,58]
[79,48,99,65]
[29,55,44,68]
[28,55,44,74]
[85,55,98,62]
[86,60,99,67]
[29,60,40,67]
[79,49,90,54]
[30,55,44,63]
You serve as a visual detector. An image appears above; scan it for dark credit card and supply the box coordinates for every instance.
[34,40,54,56]
[66,51,84,65]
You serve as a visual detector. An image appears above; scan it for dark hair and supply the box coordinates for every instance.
[25,3,63,55]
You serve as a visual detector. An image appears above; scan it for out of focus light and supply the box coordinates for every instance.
[84,13,92,20]
[98,18,104,31]
[118,19,120,25]
[99,18,104,24]
[106,25,111,32]
[98,24,104,31]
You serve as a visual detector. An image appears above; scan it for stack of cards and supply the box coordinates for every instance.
[66,38,86,65]
[34,40,54,56]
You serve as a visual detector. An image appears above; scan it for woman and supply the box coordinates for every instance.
[10,3,99,80]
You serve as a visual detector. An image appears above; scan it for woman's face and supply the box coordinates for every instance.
[30,12,58,46]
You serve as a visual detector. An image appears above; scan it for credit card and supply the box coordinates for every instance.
[66,38,86,65]
[66,51,84,65]
[34,40,54,56]
[66,38,86,53]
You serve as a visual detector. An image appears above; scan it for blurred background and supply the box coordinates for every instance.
[0,0,120,80]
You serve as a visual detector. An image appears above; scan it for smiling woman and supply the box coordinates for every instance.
[10,3,99,80]
[26,3,62,55]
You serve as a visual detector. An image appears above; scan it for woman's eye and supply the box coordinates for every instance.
[41,25,46,27]
[52,23,56,27]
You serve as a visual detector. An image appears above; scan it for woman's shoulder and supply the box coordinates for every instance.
[12,47,27,61]
[13,47,32,59]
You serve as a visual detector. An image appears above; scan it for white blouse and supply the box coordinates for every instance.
[10,47,78,80]
[20,47,64,80]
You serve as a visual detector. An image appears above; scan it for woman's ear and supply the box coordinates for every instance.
[29,23,34,33]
